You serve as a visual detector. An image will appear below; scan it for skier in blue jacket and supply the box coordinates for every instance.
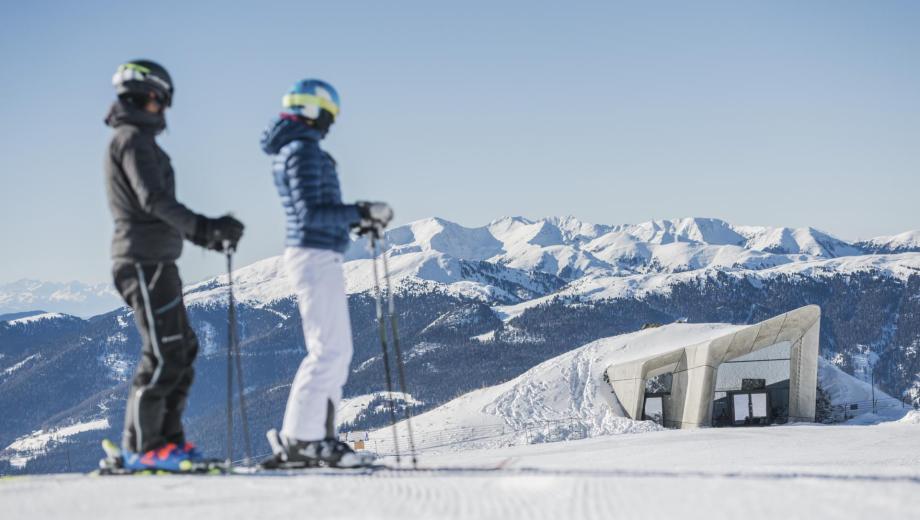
[259,79,392,468]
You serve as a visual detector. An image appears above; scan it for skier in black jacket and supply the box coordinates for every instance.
[103,60,244,471]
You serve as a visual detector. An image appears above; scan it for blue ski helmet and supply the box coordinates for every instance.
[282,79,340,131]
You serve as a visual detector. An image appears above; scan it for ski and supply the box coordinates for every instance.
[93,437,512,477]
[232,463,386,476]
[233,457,514,476]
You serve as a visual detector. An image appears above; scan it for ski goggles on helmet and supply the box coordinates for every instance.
[282,92,340,118]
[112,63,173,106]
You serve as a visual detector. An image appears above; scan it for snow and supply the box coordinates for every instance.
[336,391,421,427]
[818,358,892,406]
[864,230,920,251]
[391,217,505,261]
[367,324,744,453]
[628,217,747,245]
[99,351,130,382]
[737,225,862,257]
[472,330,496,342]
[197,321,221,357]
[491,297,554,321]
[816,359,912,424]
[2,310,918,518]
[139,217,920,318]
[5,312,66,326]
[5,217,918,320]
[183,256,292,307]
[362,323,903,456]
[1,353,42,376]
[896,410,920,424]
[3,422,919,519]
[531,252,920,305]
[2,419,109,470]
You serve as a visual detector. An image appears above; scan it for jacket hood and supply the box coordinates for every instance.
[260,114,324,155]
[104,99,166,134]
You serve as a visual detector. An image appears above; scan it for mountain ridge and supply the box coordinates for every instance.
[4,215,919,318]
[178,216,920,313]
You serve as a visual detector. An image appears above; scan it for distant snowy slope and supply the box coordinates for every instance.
[4,312,67,326]
[0,310,46,322]
[529,252,920,306]
[183,256,290,307]
[336,392,421,428]
[859,230,920,253]
[182,249,565,308]
[818,359,895,406]
[1,418,109,470]
[736,225,862,257]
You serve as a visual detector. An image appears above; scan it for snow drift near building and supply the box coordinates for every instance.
[367,322,746,451]
[368,312,899,453]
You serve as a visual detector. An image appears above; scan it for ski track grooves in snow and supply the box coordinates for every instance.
[236,464,920,485]
[4,422,920,520]
[3,467,917,520]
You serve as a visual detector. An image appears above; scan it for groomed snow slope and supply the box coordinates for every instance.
[3,422,919,520]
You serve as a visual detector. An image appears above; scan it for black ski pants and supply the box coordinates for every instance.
[113,262,199,453]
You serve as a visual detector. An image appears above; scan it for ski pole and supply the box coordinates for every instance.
[369,230,401,464]
[226,246,254,467]
[224,244,254,469]
[379,232,419,468]
[225,246,234,469]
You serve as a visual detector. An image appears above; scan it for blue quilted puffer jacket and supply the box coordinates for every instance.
[261,115,361,253]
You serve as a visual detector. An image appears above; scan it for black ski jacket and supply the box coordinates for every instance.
[104,100,201,264]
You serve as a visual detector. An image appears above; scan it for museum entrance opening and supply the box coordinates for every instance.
[642,372,671,426]
[712,341,792,427]
[643,396,664,425]
[731,390,769,425]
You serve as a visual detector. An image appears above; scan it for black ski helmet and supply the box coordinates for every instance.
[112,60,174,106]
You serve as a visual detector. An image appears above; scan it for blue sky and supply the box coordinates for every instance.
[1,1,918,283]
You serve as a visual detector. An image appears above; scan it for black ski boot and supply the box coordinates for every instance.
[259,429,376,470]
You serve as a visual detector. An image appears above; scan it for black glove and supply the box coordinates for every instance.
[192,215,245,252]
[355,201,394,235]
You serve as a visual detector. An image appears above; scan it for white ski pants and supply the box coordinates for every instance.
[281,247,354,441]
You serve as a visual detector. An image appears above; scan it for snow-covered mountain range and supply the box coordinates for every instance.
[4,216,918,318]
[2,216,919,475]
[179,216,920,311]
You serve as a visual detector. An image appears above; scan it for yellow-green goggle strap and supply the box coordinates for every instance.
[282,93,340,117]
[119,63,151,74]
